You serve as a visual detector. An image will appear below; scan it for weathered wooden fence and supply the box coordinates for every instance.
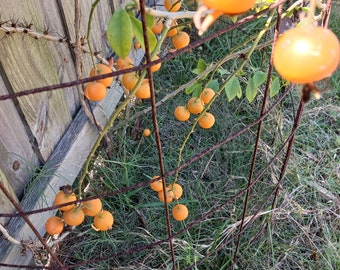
[0,0,138,267]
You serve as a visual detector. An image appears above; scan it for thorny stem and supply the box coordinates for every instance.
[86,0,101,71]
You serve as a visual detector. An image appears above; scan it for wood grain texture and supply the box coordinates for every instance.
[0,82,125,267]
[0,74,40,224]
[0,0,148,266]
[0,0,75,161]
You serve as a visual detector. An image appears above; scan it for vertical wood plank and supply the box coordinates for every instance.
[0,0,77,161]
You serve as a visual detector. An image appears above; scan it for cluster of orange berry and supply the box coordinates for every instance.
[84,61,114,102]
[150,176,188,221]
[151,0,190,50]
[45,186,114,235]
[174,88,216,129]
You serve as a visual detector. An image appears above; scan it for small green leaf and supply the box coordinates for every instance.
[192,86,203,97]
[185,82,202,95]
[253,70,267,87]
[206,80,219,92]
[191,68,199,75]
[246,78,257,102]
[197,58,207,74]
[218,68,228,76]
[237,88,242,99]
[146,13,154,29]
[107,9,133,58]
[129,15,157,53]
[224,77,241,102]
[270,77,281,98]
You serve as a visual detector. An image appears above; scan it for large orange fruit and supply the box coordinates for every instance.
[54,190,77,212]
[202,0,256,15]
[89,63,113,87]
[93,210,114,231]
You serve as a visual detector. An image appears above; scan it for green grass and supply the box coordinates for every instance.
[57,3,340,270]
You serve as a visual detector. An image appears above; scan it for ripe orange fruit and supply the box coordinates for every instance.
[172,31,190,49]
[151,19,164,34]
[134,41,141,49]
[122,72,139,90]
[200,88,215,104]
[150,175,163,192]
[54,190,77,212]
[116,56,133,70]
[187,97,204,114]
[168,183,183,200]
[45,216,64,235]
[82,198,102,217]
[135,79,151,99]
[63,207,85,227]
[93,210,114,231]
[89,63,113,87]
[172,204,188,221]
[143,128,151,137]
[273,26,340,84]
[202,0,256,14]
[164,0,182,12]
[198,112,215,129]
[84,82,107,101]
[166,20,178,37]
[158,187,174,203]
[150,55,161,73]
[174,105,190,121]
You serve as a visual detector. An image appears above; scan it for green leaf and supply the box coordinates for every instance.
[106,9,133,58]
[191,68,199,75]
[270,77,281,98]
[197,58,207,74]
[146,13,154,29]
[246,78,257,102]
[253,70,267,87]
[129,15,157,53]
[237,88,242,99]
[206,80,219,92]
[224,77,241,102]
[218,68,228,76]
[185,82,202,95]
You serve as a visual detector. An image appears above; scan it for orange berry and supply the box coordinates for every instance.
[168,183,183,200]
[150,55,161,73]
[135,79,151,99]
[200,88,215,104]
[54,190,77,212]
[198,112,215,129]
[187,97,204,114]
[143,128,151,137]
[122,72,139,90]
[93,210,114,231]
[273,26,340,84]
[116,56,133,70]
[151,19,164,34]
[166,20,178,37]
[63,207,85,227]
[84,82,107,101]
[174,105,191,121]
[150,175,163,192]
[172,204,188,221]
[134,41,141,49]
[45,216,64,235]
[89,63,113,87]
[82,198,102,217]
[164,0,182,12]
[202,0,255,14]
[172,31,190,49]
[158,187,174,203]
